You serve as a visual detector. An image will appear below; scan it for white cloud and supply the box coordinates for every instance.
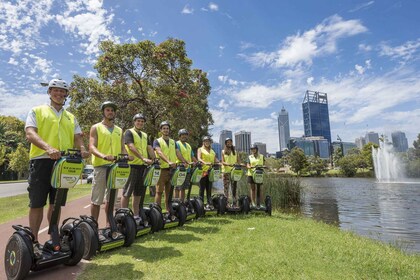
[358,43,372,52]
[349,1,375,13]
[86,71,97,78]
[181,5,194,14]
[209,3,219,11]
[8,57,18,65]
[0,89,49,118]
[241,15,368,68]
[0,0,53,54]
[307,77,314,86]
[355,64,365,74]
[218,99,228,110]
[379,39,420,62]
[56,0,117,56]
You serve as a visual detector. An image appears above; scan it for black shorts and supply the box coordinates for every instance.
[175,171,192,190]
[123,165,147,197]
[247,175,257,184]
[27,159,67,208]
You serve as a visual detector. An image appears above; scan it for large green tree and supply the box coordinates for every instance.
[0,116,27,149]
[287,147,308,176]
[8,143,29,179]
[68,38,213,148]
[362,142,378,170]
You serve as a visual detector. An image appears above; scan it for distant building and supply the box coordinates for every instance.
[302,90,332,144]
[391,131,409,152]
[219,130,233,148]
[211,142,222,160]
[365,131,379,145]
[332,141,358,156]
[254,142,267,157]
[235,131,251,154]
[278,106,290,151]
[289,136,330,159]
[355,137,366,149]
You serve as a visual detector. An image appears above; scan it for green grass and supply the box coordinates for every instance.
[78,213,420,280]
[0,184,91,224]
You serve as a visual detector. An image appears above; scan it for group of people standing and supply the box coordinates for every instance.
[25,78,265,256]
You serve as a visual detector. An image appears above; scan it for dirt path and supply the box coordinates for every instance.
[1,194,116,280]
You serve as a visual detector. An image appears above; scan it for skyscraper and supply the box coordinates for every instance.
[211,142,222,159]
[391,131,409,152]
[219,130,233,148]
[302,90,332,144]
[365,131,379,145]
[355,137,366,149]
[234,131,251,154]
[278,106,290,151]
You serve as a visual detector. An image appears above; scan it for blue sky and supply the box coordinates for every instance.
[0,0,419,153]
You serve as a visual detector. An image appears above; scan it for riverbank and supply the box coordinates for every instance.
[78,213,419,279]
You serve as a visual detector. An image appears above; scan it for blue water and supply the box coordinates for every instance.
[301,177,420,254]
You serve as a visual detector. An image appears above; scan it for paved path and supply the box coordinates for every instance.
[1,194,116,280]
[0,182,28,198]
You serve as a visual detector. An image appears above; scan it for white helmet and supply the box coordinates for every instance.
[48,79,69,92]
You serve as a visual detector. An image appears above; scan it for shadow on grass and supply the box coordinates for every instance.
[127,244,183,263]
[81,262,144,279]
[147,231,202,243]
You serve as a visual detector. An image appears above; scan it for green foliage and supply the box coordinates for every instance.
[0,145,6,166]
[307,156,328,176]
[287,147,308,175]
[68,38,213,148]
[237,151,248,164]
[362,142,378,170]
[332,147,343,166]
[413,133,420,159]
[406,158,420,177]
[337,154,359,177]
[0,116,27,149]
[264,157,283,170]
[8,143,29,178]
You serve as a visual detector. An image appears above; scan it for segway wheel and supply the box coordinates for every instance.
[64,227,85,266]
[120,216,136,247]
[79,221,98,260]
[241,196,251,214]
[218,196,227,215]
[193,198,205,218]
[149,207,163,233]
[265,196,272,216]
[4,233,32,280]
[177,204,187,227]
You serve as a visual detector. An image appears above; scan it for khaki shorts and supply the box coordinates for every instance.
[91,166,117,205]
[156,168,172,193]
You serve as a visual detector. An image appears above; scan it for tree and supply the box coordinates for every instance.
[8,143,29,179]
[265,157,282,170]
[362,142,378,170]
[337,154,359,177]
[287,147,308,176]
[307,156,328,176]
[332,147,343,167]
[68,38,213,148]
[0,116,27,149]
[0,145,6,166]
[413,133,420,159]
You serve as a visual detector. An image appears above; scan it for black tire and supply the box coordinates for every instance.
[64,227,84,266]
[218,196,227,215]
[120,216,136,247]
[265,196,272,216]
[4,233,32,280]
[242,196,250,214]
[194,198,205,218]
[149,207,162,233]
[177,204,187,227]
[78,222,98,260]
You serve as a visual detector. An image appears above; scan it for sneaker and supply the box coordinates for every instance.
[98,233,107,242]
[134,216,142,226]
[111,231,123,240]
[33,242,43,259]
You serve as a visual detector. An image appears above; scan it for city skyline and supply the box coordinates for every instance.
[0,1,419,153]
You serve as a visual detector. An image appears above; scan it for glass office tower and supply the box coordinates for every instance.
[302,90,332,144]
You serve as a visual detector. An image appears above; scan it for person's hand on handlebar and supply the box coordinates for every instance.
[168,161,176,168]
[103,154,115,161]
[47,146,61,160]
[143,158,153,165]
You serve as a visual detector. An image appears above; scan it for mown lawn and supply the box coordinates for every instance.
[78,213,420,280]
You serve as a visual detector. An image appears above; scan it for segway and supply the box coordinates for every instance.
[4,149,85,280]
[162,164,188,229]
[136,160,164,236]
[203,164,225,216]
[78,154,137,260]
[250,165,272,216]
[184,162,205,220]
[225,164,251,214]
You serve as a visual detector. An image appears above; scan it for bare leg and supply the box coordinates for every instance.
[29,207,43,241]
[174,189,180,199]
[121,195,130,208]
[250,183,256,206]
[180,189,185,202]
[132,195,140,216]
[164,186,171,213]
[154,192,163,209]
[91,204,100,222]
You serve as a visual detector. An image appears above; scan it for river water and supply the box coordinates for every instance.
[300,177,420,254]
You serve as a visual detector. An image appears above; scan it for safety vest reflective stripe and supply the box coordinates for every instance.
[92,123,122,167]
[126,128,148,165]
[29,105,75,159]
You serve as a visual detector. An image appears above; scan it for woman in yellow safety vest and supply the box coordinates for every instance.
[197,136,220,207]
[246,144,265,207]
[221,138,240,206]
